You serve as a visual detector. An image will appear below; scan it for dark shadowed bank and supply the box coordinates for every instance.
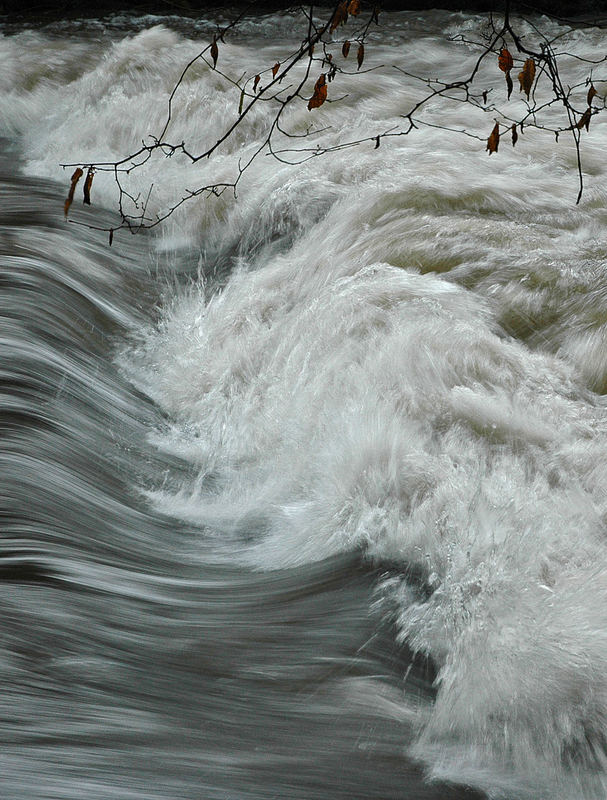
[3,0,607,24]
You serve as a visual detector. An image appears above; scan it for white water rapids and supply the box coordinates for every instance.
[3,7,607,799]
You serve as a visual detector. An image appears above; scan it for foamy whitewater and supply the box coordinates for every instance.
[3,7,607,799]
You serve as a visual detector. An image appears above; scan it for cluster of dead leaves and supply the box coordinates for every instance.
[309,5,368,112]
[329,0,361,33]
[486,122,520,154]
[242,61,280,112]
[64,167,94,218]
[340,40,365,70]
[577,84,598,131]
[489,47,600,153]
[497,48,535,100]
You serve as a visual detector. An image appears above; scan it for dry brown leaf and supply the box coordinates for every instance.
[83,167,94,206]
[357,43,365,70]
[347,0,361,15]
[64,167,83,218]
[506,70,513,100]
[308,73,327,110]
[577,108,592,131]
[272,62,280,78]
[253,74,260,93]
[486,122,500,154]
[210,37,218,69]
[511,123,518,147]
[330,2,348,33]
[587,84,598,105]
[342,40,351,58]
[109,229,114,247]
[518,58,535,99]
[498,48,513,73]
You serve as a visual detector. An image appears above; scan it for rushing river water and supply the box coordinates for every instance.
[3,6,607,799]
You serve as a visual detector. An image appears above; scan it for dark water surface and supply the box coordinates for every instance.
[1,147,484,799]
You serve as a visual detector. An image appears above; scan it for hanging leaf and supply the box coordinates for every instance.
[498,48,513,73]
[482,90,488,105]
[486,122,500,154]
[64,167,83,218]
[587,84,598,105]
[347,0,361,15]
[272,62,280,78]
[375,135,380,149]
[518,58,535,99]
[329,2,348,33]
[308,43,315,58]
[511,123,518,147]
[506,70,513,100]
[210,37,218,69]
[308,73,328,110]
[342,40,351,58]
[109,229,114,247]
[253,74,260,93]
[577,108,592,131]
[357,43,365,70]
[83,167,94,205]
[239,87,245,115]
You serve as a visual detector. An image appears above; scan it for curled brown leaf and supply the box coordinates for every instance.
[518,58,535,99]
[330,2,348,33]
[577,108,592,131]
[587,84,598,105]
[498,48,513,73]
[486,122,500,154]
[308,73,327,110]
[64,167,83,218]
[83,167,94,206]
[357,43,365,70]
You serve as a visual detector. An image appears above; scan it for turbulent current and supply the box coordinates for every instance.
[3,7,607,799]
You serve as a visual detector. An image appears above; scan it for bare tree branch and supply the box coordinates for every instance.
[61,0,607,239]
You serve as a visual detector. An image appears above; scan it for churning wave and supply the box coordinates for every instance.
[3,8,607,799]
